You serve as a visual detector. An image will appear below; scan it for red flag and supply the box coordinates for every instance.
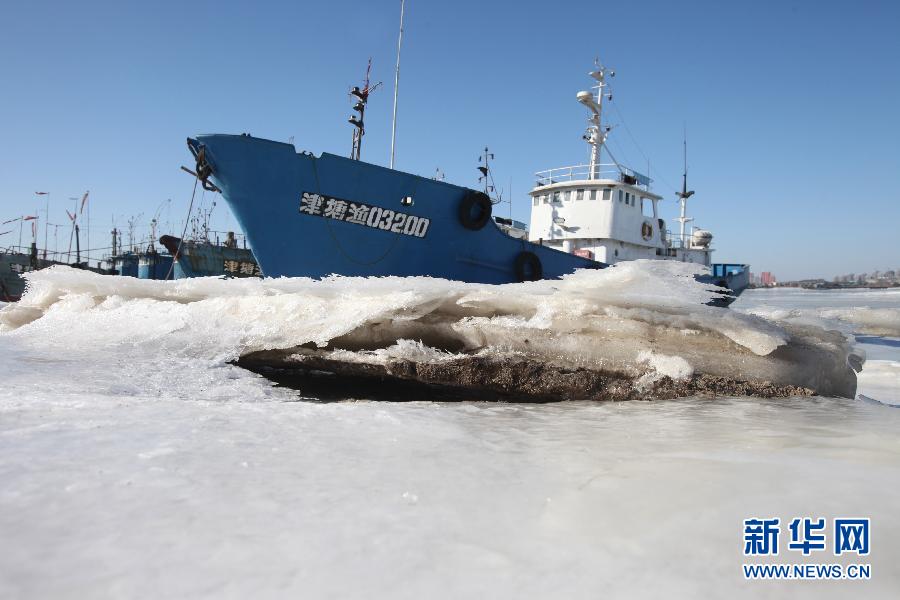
[80,191,89,214]
[23,215,38,221]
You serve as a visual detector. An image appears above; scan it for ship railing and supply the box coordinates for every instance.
[534,163,653,187]
[1,244,105,265]
[663,232,714,251]
[1,244,39,256]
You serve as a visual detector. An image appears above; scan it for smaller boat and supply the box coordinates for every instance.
[106,215,260,281]
[1,242,108,301]
[160,232,260,279]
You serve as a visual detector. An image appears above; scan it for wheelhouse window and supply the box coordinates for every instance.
[576,189,584,201]
[553,191,561,204]
[618,189,623,203]
[533,196,539,206]
[602,188,611,200]
[590,189,597,200]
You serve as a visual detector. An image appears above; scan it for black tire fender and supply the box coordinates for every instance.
[514,251,543,282]
[459,191,492,230]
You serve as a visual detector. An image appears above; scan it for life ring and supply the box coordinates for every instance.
[641,221,653,240]
[514,251,543,282]
[459,191,492,230]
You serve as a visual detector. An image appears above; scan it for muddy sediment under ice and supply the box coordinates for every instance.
[237,350,822,401]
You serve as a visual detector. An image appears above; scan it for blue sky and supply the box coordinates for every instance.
[1,0,898,280]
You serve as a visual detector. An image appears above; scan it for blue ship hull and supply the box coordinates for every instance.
[137,252,174,280]
[188,135,599,284]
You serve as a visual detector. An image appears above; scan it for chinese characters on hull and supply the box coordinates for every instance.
[299,192,431,239]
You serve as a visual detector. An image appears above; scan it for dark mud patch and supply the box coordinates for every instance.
[237,349,815,402]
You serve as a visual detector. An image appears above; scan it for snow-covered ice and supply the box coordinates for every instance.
[736,286,900,406]
[0,262,861,397]
[1,265,898,598]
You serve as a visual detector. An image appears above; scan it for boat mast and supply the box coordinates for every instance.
[389,0,405,169]
[577,60,614,179]
[477,147,495,196]
[349,59,379,161]
[675,128,695,247]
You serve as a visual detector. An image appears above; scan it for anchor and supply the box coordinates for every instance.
[183,139,221,193]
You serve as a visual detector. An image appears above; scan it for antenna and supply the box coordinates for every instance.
[149,218,158,252]
[389,0,405,169]
[675,125,695,247]
[127,215,138,252]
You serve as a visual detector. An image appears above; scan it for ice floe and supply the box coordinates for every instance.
[0,261,861,399]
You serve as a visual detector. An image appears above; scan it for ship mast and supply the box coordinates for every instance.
[577,60,615,179]
[477,147,495,197]
[348,59,381,161]
[675,128,695,247]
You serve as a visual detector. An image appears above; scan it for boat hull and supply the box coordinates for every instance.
[159,236,260,279]
[189,135,600,283]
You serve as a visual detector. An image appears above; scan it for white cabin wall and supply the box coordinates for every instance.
[528,184,616,242]
[528,181,664,250]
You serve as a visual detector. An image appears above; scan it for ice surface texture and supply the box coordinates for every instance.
[1,271,898,599]
[736,287,900,405]
[1,261,858,398]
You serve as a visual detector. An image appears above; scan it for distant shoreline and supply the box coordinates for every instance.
[748,283,900,291]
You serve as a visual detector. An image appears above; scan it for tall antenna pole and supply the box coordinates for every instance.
[676,124,695,248]
[44,193,49,259]
[389,0,405,169]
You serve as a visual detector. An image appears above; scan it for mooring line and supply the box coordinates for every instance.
[165,175,199,281]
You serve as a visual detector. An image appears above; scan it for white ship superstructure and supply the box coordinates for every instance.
[528,62,714,266]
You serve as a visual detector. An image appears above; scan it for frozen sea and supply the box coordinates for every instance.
[0,271,898,599]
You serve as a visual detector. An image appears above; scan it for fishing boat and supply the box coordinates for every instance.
[0,245,42,302]
[2,208,103,300]
[107,214,260,281]
[159,232,260,279]
[184,60,748,295]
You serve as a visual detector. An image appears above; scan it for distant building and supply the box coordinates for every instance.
[760,271,776,286]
